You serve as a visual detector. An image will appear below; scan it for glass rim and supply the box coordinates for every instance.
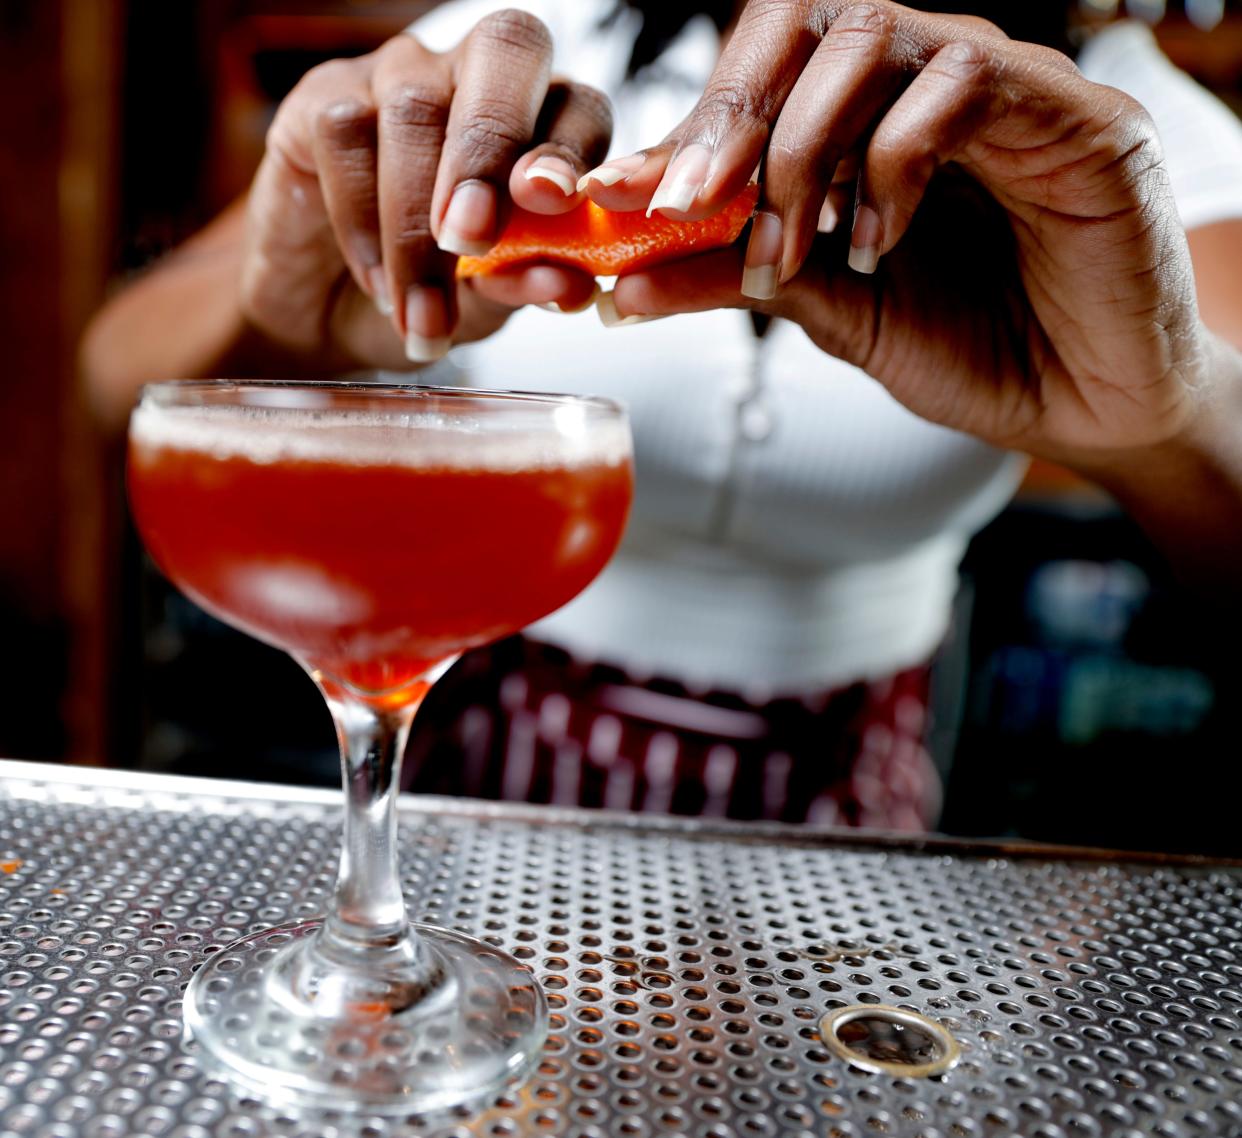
[137,378,626,417]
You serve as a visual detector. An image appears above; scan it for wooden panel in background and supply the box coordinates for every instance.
[0,2,74,759]
[0,3,67,620]
[0,1,119,761]
[59,0,122,763]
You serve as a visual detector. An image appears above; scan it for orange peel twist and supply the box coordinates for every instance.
[456,185,759,278]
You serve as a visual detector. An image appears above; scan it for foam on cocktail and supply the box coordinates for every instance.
[130,400,631,470]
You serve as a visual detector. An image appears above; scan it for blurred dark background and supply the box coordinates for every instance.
[1,0,1241,854]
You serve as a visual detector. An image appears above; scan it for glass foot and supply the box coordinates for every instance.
[184,920,548,1115]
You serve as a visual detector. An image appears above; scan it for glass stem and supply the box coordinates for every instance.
[318,689,421,965]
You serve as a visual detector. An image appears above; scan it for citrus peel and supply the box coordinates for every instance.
[456,184,759,279]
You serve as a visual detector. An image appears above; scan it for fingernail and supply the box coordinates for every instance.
[817,197,839,234]
[524,156,578,197]
[848,204,882,275]
[740,211,782,301]
[648,143,712,217]
[438,180,497,257]
[576,153,647,193]
[366,266,393,316]
[596,290,661,328]
[539,283,601,315]
[404,285,451,362]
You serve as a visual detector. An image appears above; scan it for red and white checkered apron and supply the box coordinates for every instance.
[404,637,940,830]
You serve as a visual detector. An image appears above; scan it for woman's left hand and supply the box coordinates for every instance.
[587,0,1215,471]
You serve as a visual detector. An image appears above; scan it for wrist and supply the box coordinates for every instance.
[1052,328,1242,590]
[1046,328,1241,489]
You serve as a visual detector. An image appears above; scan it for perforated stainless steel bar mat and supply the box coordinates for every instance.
[1,761,1240,1138]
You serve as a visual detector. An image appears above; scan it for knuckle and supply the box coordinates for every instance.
[940,14,1005,41]
[750,0,830,39]
[265,104,296,149]
[264,113,312,175]
[1103,92,1162,161]
[986,38,1075,87]
[473,8,552,58]
[833,1,896,38]
[824,2,902,60]
[562,81,613,133]
[456,101,530,160]
[693,84,770,137]
[696,86,749,120]
[930,38,994,81]
[1026,41,1076,74]
[313,98,376,148]
[377,30,425,61]
[381,82,450,132]
[749,0,811,25]
[1110,90,1154,132]
[297,56,362,96]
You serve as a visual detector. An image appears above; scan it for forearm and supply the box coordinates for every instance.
[80,201,350,431]
[1068,330,1242,594]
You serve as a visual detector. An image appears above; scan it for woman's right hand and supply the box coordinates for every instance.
[243,8,610,370]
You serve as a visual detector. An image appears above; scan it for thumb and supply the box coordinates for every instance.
[611,244,880,372]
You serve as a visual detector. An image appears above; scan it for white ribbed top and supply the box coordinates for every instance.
[1078,21,1242,233]
[407,5,1242,693]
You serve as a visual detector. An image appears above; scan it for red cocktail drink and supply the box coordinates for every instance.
[126,382,632,1114]
[129,397,631,697]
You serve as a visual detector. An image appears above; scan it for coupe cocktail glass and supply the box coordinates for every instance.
[127,380,633,1113]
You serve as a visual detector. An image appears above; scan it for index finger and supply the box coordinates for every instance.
[583,0,826,218]
[584,1,1007,220]
[430,8,555,255]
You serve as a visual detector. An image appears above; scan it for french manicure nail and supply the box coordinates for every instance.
[437,180,497,257]
[597,290,660,328]
[524,156,578,197]
[404,285,451,362]
[740,211,782,301]
[576,154,647,193]
[647,143,712,217]
[817,197,839,234]
[848,204,882,275]
[539,283,601,315]
[366,266,393,316]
